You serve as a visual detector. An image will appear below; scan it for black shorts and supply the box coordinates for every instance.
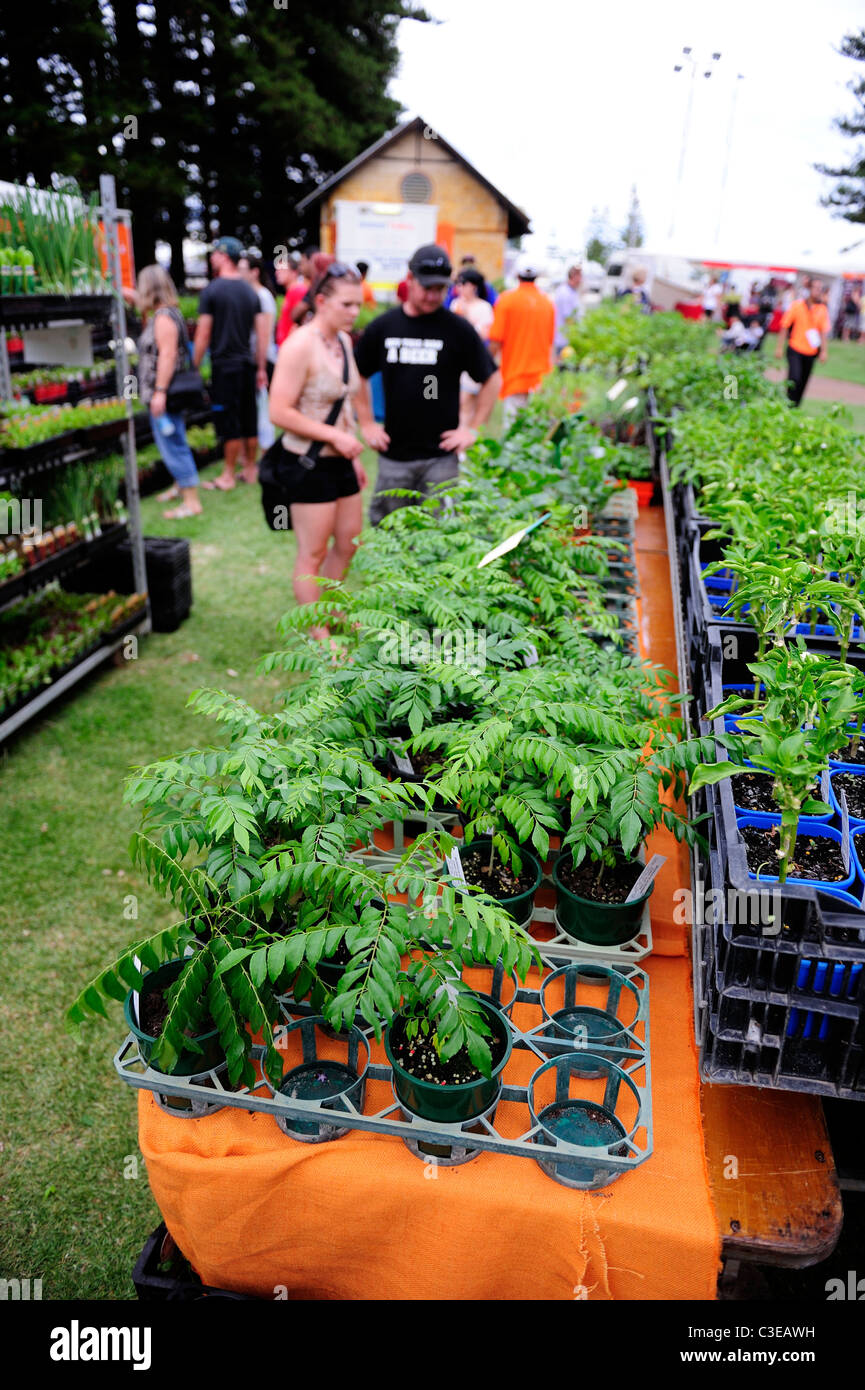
[211,360,257,442]
[259,444,360,530]
[283,452,360,505]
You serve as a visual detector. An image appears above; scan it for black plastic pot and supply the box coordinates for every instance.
[456,836,543,926]
[385,1000,512,1124]
[552,852,652,946]
[123,958,223,1077]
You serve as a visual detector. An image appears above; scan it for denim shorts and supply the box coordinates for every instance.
[150,412,199,488]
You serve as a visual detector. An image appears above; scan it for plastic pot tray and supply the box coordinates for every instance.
[115,951,652,1189]
[348,834,653,965]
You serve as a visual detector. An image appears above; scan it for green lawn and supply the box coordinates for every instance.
[814,339,865,386]
[0,454,374,1298]
[801,398,865,434]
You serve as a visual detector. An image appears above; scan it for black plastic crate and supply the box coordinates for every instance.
[686,527,865,662]
[691,813,865,1098]
[64,535,191,633]
[132,1223,256,1301]
[699,1016,865,1098]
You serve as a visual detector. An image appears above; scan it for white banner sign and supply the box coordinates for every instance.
[334,200,439,295]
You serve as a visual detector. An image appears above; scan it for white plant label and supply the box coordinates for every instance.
[445,850,466,885]
[523,644,539,667]
[839,790,850,872]
[625,854,666,903]
[607,378,627,402]
[392,753,414,777]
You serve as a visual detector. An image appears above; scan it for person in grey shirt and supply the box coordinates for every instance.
[553,264,583,355]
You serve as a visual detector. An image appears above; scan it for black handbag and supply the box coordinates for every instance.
[260,338,349,532]
[163,307,208,414]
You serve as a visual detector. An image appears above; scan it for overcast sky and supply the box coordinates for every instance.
[389,0,865,271]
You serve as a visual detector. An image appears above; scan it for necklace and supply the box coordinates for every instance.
[314,326,341,355]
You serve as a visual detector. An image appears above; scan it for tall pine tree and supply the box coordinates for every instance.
[0,2,428,277]
[816,29,865,227]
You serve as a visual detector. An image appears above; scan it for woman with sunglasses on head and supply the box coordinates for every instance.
[267,263,368,637]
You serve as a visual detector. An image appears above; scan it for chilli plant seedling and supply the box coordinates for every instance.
[691,643,865,884]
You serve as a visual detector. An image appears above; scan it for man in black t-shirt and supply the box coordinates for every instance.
[354,244,500,524]
[193,236,268,489]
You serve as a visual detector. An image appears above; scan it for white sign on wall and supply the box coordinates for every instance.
[334,200,438,297]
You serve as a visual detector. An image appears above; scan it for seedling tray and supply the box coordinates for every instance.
[0,293,114,326]
[349,830,653,964]
[116,953,652,1189]
[0,522,128,615]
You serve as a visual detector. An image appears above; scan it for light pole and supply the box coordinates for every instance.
[668,47,721,243]
[715,73,745,250]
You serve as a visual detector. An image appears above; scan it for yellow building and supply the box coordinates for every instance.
[296,116,530,291]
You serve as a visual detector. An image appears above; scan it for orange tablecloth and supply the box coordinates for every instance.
[138,507,722,1300]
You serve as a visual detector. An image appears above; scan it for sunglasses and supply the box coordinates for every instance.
[319,261,359,282]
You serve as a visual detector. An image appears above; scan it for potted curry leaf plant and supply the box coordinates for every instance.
[68,687,540,1115]
[553,714,715,946]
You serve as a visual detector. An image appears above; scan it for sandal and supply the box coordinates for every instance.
[163,504,202,519]
[202,477,235,491]
[157,485,181,502]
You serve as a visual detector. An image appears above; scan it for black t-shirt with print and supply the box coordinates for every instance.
[353,306,496,460]
[198,277,261,369]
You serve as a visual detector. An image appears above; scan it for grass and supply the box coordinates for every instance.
[801,398,865,434]
[814,339,865,387]
[0,454,364,1298]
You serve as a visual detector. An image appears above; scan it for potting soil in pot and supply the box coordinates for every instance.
[731,771,785,815]
[836,735,865,765]
[556,855,645,905]
[459,847,537,898]
[389,1015,506,1087]
[740,824,846,882]
[407,747,444,779]
[832,772,865,820]
[140,984,216,1040]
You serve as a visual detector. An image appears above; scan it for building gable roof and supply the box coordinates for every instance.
[296,116,530,238]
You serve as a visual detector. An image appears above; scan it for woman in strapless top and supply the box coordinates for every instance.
[268,264,368,637]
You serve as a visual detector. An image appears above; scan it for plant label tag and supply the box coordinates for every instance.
[821,770,830,803]
[23,324,94,366]
[132,954,142,1028]
[523,644,539,667]
[625,854,666,903]
[839,790,851,871]
[607,378,627,402]
[392,753,414,777]
[445,850,466,885]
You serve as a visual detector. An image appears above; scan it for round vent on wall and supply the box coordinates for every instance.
[401,171,433,203]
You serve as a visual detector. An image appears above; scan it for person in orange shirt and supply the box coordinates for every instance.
[774,278,830,406]
[356,261,377,307]
[487,255,555,428]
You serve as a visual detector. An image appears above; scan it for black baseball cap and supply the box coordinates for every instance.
[408,244,452,287]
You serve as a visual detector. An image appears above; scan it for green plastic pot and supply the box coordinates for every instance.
[385,1000,513,1124]
[456,837,543,926]
[552,853,652,946]
[123,959,223,1076]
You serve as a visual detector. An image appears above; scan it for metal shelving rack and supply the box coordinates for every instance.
[0,174,150,744]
